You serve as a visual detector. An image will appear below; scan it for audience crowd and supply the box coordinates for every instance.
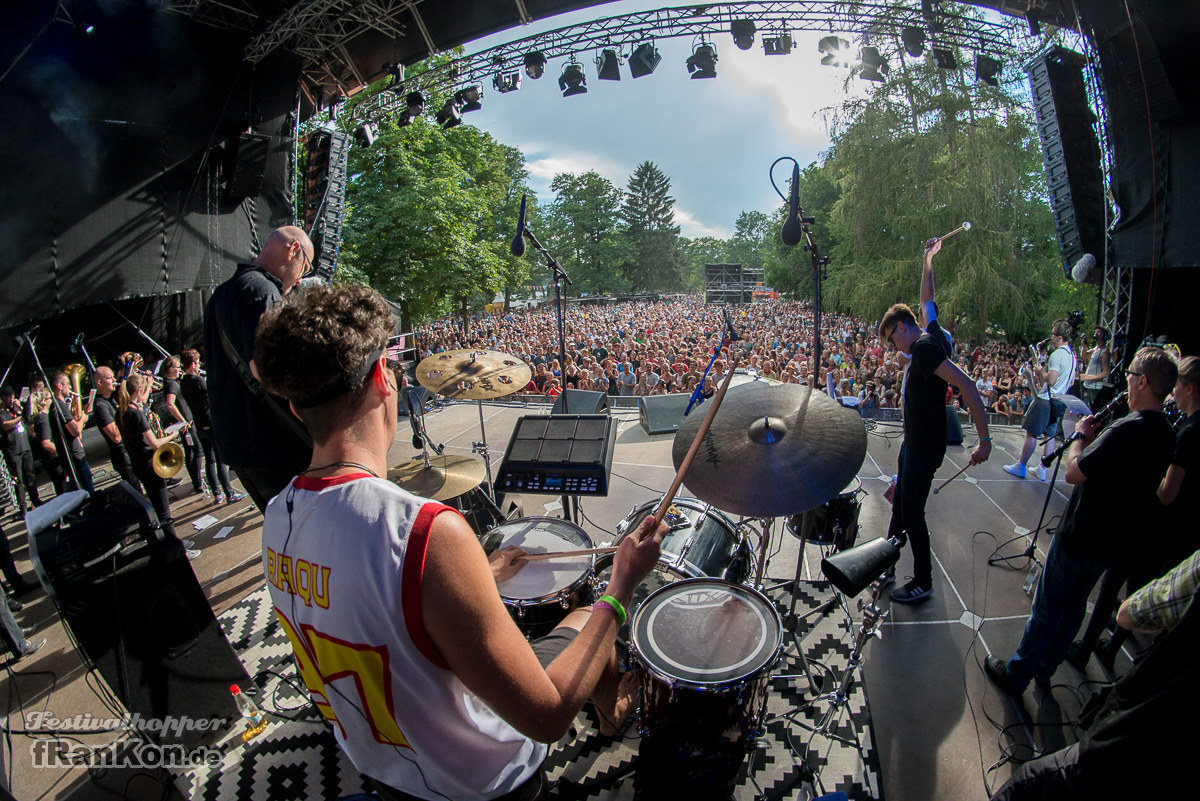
[415,297,1072,415]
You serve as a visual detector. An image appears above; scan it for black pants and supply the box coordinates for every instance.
[2,449,39,508]
[37,452,67,497]
[180,429,203,493]
[107,444,142,493]
[133,464,178,542]
[197,428,235,497]
[886,443,944,588]
[990,743,1083,801]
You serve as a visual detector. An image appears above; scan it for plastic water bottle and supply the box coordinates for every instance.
[230,684,267,741]
[1023,561,1042,595]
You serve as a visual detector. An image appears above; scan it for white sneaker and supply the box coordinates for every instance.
[1038,465,1048,482]
[1003,463,1027,478]
[186,549,201,561]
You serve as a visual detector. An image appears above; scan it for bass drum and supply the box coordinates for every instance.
[490,517,595,639]
[786,476,862,550]
[615,497,752,583]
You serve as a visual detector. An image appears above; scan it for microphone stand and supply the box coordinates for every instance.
[519,225,576,524]
[105,301,172,359]
[17,327,84,493]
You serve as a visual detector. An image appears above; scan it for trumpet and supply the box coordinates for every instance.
[148,410,185,478]
[119,352,162,390]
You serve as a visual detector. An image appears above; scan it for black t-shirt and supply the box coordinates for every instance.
[162,376,193,423]
[1162,414,1199,560]
[0,409,30,456]
[120,406,156,466]
[180,373,212,429]
[203,262,310,471]
[51,397,85,460]
[1057,410,1175,561]
[92,394,126,456]
[33,412,55,460]
[902,321,949,453]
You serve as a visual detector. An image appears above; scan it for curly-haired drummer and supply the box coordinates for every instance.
[254,284,665,801]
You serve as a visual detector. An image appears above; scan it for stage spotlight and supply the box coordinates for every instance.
[559,62,587,97]
[454,86,482,113]
[436,100,462,129]
[933,47,958,69]
[901,26,926,57]
[524,51,547,79]
[731,19,756,51]
[493,71,521,93]
[975,54,1001,86]
[404,90,424,117]
[686,42,718,79]
[763,34,792,56]
[596,49,621,81]
[819,35,851,67]
[859,46,889,82]
[384,62,404,93]
[353,123,376,148]
[629,43,661,78]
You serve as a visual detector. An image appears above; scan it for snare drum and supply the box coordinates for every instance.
[631,578,783,745]
[491,517,595,639]
[615,497,751,583]
[786,476,862,549]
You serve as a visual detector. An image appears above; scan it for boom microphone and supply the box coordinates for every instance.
[1070,253,1097,283]
[510,193,527,257]
[780,163,803,247]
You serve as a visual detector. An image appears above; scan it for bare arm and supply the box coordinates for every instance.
[920,238,941,309]
[100,421,122,445]
[934,359,991,464]
[1158,463,1186,506]
[165,392,188,425]
[422,512,664,743]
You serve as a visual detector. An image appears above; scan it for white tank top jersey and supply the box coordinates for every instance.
[262,473,545,800]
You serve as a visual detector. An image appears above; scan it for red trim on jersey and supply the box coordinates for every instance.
[402,503,460,670]
[292,473,375,491]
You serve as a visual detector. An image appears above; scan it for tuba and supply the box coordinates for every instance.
[64,363,88,419]
[148,410,185,478]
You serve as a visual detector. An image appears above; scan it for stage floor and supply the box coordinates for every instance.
[1,394,1159,801]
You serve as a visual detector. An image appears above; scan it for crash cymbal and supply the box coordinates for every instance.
[672,382,867,518]
[415,349,531,399]
[388,455,486,501]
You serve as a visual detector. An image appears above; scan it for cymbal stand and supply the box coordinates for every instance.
[767,520,840,695]
[784,577,889,756]
[472,399,497,503]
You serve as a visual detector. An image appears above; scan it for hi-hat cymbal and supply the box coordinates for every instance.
[415,349,531,399]
[672,382,867,518]
[388,455,485,501]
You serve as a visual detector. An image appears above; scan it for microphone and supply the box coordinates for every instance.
[1070,253,1096,283]
[1041,390,1128,467]
[780,162,803,247]
[510,193,527,257]
[71,332,85,353]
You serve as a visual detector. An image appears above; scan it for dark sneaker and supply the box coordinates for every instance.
[985,655,1025,696]
[890,580,932,603]
[1065,641,1091,671]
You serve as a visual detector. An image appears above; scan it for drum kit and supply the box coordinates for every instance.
[406,346,891,792]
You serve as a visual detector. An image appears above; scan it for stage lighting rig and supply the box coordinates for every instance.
[493,71,521,93]
[859,46,889,81]
[901,26,926,57]
[819,36,851,67]
[933,47,958,69]
[629,42,661,78]
[731,19,756,50]
[595,49,621,81]
[559,61,587,97]
[454,86,482,113]
[687,41,718,79]
[975,53,1001,86]
[524,51,547,79]
[762,33,793,56]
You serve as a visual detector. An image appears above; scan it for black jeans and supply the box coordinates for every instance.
[3,449,39,507]
[886,443,944,588]
[133,464,178,542]
[197,428,235,497]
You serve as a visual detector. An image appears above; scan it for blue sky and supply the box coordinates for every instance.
[462,2,875,239]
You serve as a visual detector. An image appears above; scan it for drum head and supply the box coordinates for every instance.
[493,518,592,601]
[632,579,781,687]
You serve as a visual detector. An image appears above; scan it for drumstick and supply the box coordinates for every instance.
[514,546,620,562]
[652,348,744,529]
[931,463,971,495]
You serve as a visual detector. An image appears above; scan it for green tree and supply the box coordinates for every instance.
[544,171,631,296]
[679,235,730,291]
[337,112,530,330]
[619,161,684,291]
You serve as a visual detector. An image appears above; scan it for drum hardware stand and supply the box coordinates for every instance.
[470,438,496,502]
[766,521,839,695]
[783,576,889,759]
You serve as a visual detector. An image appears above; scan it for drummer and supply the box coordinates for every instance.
[253,284,666,801]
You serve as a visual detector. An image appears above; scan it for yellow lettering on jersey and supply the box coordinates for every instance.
[274,608,412,751]
[266,549,332,608]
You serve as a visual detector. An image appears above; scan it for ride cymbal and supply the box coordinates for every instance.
[415,349,531,399]
[672,382,866,518]
[388,455,486,501]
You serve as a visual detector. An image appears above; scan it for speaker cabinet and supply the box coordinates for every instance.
[223,132,271,201]
[639,394,692,435]
[551,389,609,415]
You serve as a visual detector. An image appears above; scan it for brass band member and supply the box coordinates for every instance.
[118,374,198,560]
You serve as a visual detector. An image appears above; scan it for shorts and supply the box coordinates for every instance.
[530,626,580,668]
[1021,397,1061,439]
